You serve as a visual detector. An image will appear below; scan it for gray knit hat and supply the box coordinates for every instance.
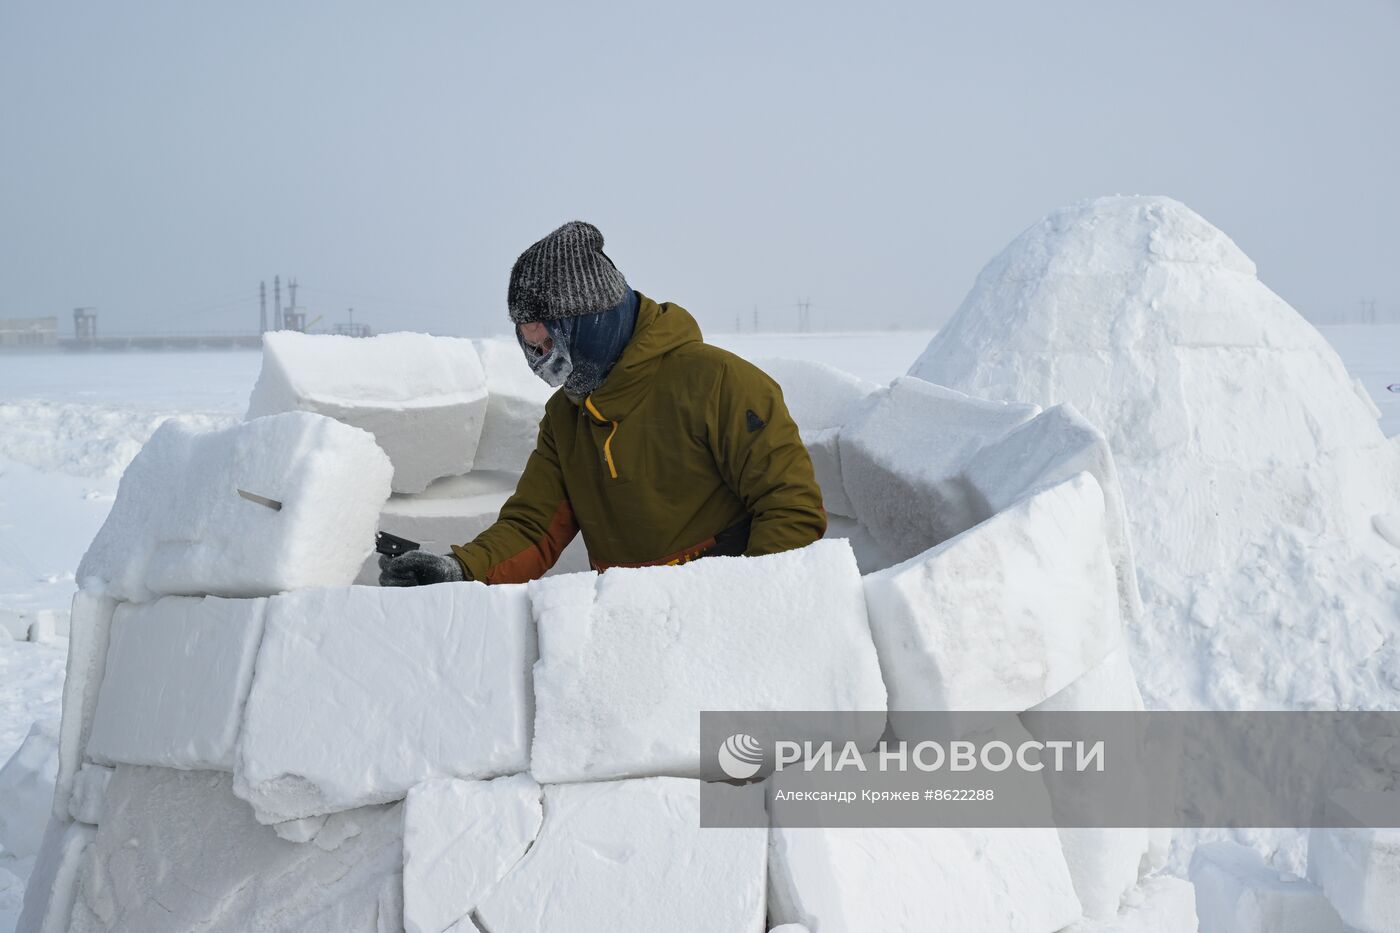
[507,221,629,324]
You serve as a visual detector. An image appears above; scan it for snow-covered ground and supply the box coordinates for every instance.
[0,323,1393,932]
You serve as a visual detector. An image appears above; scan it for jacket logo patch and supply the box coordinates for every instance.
[745,409,766,433]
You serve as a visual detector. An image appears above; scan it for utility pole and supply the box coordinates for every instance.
[289,277,299,314]
[259,281,267,333]
[274,276,282,331]
[795,299,812,333]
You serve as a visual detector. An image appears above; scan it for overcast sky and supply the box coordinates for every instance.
[2,1,1396,338]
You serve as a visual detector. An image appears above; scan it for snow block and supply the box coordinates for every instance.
[68,764,114,826]
[803,426,852,517]
[77,412,392,602]
[1307,797,1400,933]
[863,473,1120,720]
[15,819,95,933]
[247,331,488,493]
[755,358,877,432]
[1192,841,1341,933]
[67,766,401,932]
[1025,647,1149,920]
[768,824,1081,933]
[0,719,59,859]
[86,596,266,771]
[53,590,116,821]
[529,540,886,783]
[353,471,590,585]
[1061,875,1198,932]
[471,337,553,474]
[236,582,534,823]
[839,376,1039,562]
[965,403,1143,625]
[403,774,542,933]
[473,777,767,933]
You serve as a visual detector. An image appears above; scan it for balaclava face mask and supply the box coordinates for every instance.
[519,288,638,401]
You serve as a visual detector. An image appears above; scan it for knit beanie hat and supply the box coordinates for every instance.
[508,221,629,324]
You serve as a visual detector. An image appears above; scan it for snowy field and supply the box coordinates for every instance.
[0,321,1394,930]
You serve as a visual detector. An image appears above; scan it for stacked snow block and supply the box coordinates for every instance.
[76,412,393,602]
[756,357,878,517]
[1192,841,1341,933]
[247,331,489,494]
[1307,795,1400,933]
[470,337,553,474]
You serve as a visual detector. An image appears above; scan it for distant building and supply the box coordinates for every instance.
[0,316,58,347]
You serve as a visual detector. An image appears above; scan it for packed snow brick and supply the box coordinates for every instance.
[0,719,58,859]
[1308,796,1400,933]
[823,514,898,575]
[235,581,533,823]
[52,591,116,821]
[470,337,553,474]
[85,596,266,771]
[529,540,886,783]
[768,824,1081,933]
[65,766,402,933]
[67,764,114,826]
[247,330,488,493]
[1060,875,1198,932]
[839,376,1038,562]
[77,412,392,602]
[1192,841,1341,933]
[756,359,878,518]
[353,471,590,585]
[473,777,767,933]
[403,774,542,933]
[15,819,95,933]
[965,403,1143,625]
[1025,647,1149,919]
[863,473,1120,724]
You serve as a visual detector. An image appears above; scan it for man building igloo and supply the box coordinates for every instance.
[379,220,829,586]
[910,195,1400,711]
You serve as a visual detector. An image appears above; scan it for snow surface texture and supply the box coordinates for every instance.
[66,766,402,932]
[1059,875,1197,932]
[1307,795,1400,933]
[77,412,392,603]
[469,337,553,474]
[247,331,488,494]
[528,539,887,783]
[85,597,266,771]
[235,582,534,824]
[473,777,768,933]
[909,195,1400,716]
[354,471,590,586]
[1191,841,1341,933]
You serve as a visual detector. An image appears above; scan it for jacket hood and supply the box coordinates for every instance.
[582,292,701,420]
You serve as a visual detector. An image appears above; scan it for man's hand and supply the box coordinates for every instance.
[378,551,466,587]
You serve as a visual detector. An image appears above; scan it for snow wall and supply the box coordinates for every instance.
[23,197,1396,931]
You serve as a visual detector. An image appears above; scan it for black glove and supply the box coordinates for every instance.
[377,551,466,587]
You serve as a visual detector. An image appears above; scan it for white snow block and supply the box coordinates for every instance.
[529,540,886,783]
[77,412,393,602]
[1061,875,1198,932]
[403,774,542,933]
[804,426,852,518]
[1192,841,1341,933]
[1025,647,1149,920]
[823,514,898,575]
[85,596,266,771]
[471,337,553,474]
[863,473,1121,720]
[754,358,878,432]
[353,471,590,585]
[53,591,116,821]
[15,819,96,933]
[1307,797,1400,933]
[68,764,114,825]
[474,777,767,933]
[67,765,401,932]
[839,376,1039,562]
[768,824,1081,933]
[236,582,534,823]
[0,719,59,859]
[248,331,488,493]
[965,403,1143,625]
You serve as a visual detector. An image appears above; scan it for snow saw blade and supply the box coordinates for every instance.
[237,488,283,511]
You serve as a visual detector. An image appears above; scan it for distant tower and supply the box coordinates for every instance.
[73,307,97,341]
[259,281,267,333]
[795,299,812,333]
[274,276,283,331]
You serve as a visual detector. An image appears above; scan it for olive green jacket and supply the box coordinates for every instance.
[451,293,827,583]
